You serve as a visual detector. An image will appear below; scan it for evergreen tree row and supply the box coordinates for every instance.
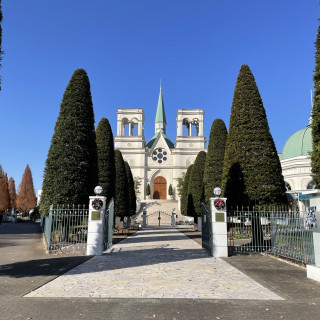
[40,69,136,221]
[181,64,287,222]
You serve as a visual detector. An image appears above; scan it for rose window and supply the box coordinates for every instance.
[152,148,168,164]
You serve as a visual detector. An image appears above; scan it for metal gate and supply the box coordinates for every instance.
[147,210,172,227]
[104,199,114,250]
[201,203,212,253]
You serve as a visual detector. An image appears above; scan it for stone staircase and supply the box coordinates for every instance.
[133,200,193,227]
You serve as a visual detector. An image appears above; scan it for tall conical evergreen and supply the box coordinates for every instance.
[96,118,115,201]
[125,161,136,218]
[181,164,193,216]
[40,69,98,214]
[203,119,227,206]
[114,150,129,220]
[188,151,206,222]
[312,20,320,187]
[221,65,286,207]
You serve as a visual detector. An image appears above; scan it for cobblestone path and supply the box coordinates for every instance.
[26,228,282,300]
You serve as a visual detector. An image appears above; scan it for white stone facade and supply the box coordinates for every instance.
[114,106,206,200]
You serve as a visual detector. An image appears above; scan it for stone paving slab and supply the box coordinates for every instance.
[25,228,282,300]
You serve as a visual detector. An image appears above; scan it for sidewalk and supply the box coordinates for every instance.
[1,223,320,319]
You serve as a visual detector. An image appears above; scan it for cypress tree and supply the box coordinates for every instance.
[96,118,115,201]
[188,151,207,222]
[181,164,193,216]
[114,150,129,220]
[221,65,286,208]
[16,165,37,214]
[40,69,98,214]
[312,20,320,187]
[203,119,227,207]
[125,161,136,218]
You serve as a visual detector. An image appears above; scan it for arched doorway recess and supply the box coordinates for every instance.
[153,176,167,200]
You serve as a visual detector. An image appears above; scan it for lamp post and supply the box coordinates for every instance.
[214,187,222,198]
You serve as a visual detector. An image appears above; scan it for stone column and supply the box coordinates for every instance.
[142,207,147,228]
[86,196,106,256]
[209,197,228,257]
[171,208,176,227]
[307,227,320,282]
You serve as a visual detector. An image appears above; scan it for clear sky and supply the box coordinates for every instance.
[0,1,319,193]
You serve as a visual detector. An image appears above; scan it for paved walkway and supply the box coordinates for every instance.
[26,228,281,300]
[2,223,320,319]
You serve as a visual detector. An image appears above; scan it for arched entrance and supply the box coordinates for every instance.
[153,176,167,200]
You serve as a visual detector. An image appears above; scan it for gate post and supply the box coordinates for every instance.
[210,196,228,257]
[171,208,176,227]
[142,207,147,228]
[86,186,107,256]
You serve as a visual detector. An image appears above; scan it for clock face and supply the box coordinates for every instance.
[92,198,103,210]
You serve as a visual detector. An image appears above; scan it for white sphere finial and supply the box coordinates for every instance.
[94,186,103,195]
[214,187,222,197]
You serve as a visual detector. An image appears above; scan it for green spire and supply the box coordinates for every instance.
[155,87,167,124]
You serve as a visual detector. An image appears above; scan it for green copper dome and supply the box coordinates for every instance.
[282,126,312,160]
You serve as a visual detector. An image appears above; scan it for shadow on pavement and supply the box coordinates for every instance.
[0,256,92,278]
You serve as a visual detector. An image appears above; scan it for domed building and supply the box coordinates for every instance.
[280,115,319,211]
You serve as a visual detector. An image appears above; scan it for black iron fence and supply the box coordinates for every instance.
[227,208,315,265]
[44,206,89,254]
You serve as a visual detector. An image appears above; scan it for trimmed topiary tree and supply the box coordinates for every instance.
[40,69,98,214]
[96,118,115,202]
[203,119,227,207]
[146,183,151,197]
[188,151,207,223]
[312,20,320,187]
[221,65,286,208]
[168,184,173,198]
[125,161,136,218]
[114,150,129,220]
[181,164,193,216]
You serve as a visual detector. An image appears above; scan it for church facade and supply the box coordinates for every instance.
[114,88,207,200]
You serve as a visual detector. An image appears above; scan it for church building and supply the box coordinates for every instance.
[114,88,207,200]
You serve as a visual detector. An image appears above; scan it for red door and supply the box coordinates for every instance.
[153,176,167,200]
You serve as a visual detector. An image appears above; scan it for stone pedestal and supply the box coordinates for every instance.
[86,196,106,256]
[171,212,176,227]
[142,213,147,228]
[307,227,320,282]
[209,197,228,258]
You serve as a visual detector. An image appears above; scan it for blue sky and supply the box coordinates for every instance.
[0,1,319,193]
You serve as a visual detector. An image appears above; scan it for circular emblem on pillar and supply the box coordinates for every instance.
[214,199,225,210]
[92,198,103,210]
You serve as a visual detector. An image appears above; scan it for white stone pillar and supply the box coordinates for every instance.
[177,121,183,137]
[307,228,320,283]
[138,121,143,136]
[142,207,147,228]
[209,197,228,257]
[171,209,176,227]
[199,121,203,136]
[86,196,106,256]
[189,122,192,136]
